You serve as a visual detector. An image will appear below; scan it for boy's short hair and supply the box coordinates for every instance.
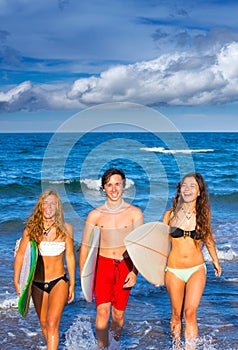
[101,168,126,189]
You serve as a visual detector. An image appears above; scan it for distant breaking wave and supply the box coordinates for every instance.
[80,179,101,190]
[44,178,135,192]
[44,178,134,191]
[81,178,134,191]
[140,147,214,154]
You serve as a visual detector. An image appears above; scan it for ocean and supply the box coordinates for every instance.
[0,131,237,349]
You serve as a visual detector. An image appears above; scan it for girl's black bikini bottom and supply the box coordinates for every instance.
[33,274,68,294]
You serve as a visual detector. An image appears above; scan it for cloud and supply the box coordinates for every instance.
[1,1,238,113]
[0,81,33,111]
[67,41,238,107]
[1,41,238,112]
[0,81,83,111]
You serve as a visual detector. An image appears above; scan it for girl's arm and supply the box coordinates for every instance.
[65,223,76,304]
[205,236,222,276]
[162,209,173,225]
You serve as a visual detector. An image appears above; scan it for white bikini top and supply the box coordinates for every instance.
[39,241,66,256]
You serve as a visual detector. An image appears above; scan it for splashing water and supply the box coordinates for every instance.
[64,315,97,349]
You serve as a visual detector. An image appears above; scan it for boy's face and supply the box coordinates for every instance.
[103,174,124,202]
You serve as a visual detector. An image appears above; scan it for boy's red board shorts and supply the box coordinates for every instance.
[94,254,133,311]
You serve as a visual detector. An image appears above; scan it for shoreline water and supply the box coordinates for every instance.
[1,259,237,349]
[0,132,237,349]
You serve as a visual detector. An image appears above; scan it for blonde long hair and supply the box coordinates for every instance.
[26,189,67,244]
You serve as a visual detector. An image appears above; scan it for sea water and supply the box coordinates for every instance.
[0,132,237,349]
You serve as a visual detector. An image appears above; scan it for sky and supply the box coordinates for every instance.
[0,0,238,132]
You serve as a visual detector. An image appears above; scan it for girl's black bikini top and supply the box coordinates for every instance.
[170,227,200,239]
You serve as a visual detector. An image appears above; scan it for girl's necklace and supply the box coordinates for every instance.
[43,222,55,238]
[105,199,124,212]
[181,207,195,223]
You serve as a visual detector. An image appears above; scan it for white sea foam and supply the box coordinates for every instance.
[140,147,214,154]
[203,245,237,262]
[19,327,38,337]
[0,296,18,309]
[64,315,125,349]
[80,179,102,190]
[218,245,238,261]
[167,334,234,350]
[64,315,97,349]
[47,179,73,184]
[0,294,35,312]
[7,332,16,338]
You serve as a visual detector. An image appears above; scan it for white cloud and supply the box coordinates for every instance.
[1,42,238,112]
[0,81,33,111]
[1,1,238,114]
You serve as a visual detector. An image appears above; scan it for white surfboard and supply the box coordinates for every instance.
[124,222,170,286]
[81,226,100,302]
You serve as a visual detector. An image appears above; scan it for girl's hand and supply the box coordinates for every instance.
[68,285,74,304]
[213,261,222,276]
[14,281,21,296]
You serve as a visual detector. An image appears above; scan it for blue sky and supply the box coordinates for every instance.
[0,0,238,132]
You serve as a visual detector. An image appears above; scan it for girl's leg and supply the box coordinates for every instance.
[32,284,49,341]
[46,279,69,350]
[184,266,206,350]
[165,270,186,347]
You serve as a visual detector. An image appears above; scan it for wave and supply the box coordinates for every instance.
[77,179,101,191]
[44,179,77,185]
[0,219,25,237]
[0,218,24,229]
[81,178,134,191]
[210,192,238,202]
[46,178,135,192]
[0,178,236,203]
[140,147,214,154]
[0,181,38,191]
[205,246,238,262]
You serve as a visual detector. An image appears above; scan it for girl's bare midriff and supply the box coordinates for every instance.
[168,237,204,268]
[34,253,66,282]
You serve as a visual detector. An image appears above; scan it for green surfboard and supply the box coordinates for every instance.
[18,240,38,317]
